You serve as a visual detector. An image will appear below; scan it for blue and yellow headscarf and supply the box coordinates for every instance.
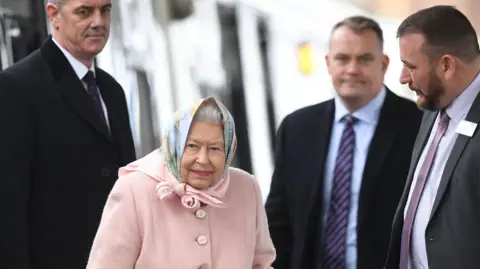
[161,96,237,183]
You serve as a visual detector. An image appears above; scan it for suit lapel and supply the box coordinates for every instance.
[430,91,480,220]
[401,112,437,205]
[388,111,435,232]
[307,100,335,211]
[394,112,436,220]
[40,37,112,141]
[386,111,435,259]
[357,90,402,229]
[303,100,335,267]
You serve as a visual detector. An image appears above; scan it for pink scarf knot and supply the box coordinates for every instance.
[119,149,229,211]
[156,169,228,210]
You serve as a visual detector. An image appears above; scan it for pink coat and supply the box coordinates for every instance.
[86,156,276,269]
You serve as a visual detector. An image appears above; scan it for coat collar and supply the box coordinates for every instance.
[40,36,112,140]
[51,37,95,81]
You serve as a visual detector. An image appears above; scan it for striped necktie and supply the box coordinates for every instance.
[323,114,357,269]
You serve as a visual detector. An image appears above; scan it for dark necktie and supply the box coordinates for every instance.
[323,114,357,269]
[399,110,450,269]
[83,71,107,127]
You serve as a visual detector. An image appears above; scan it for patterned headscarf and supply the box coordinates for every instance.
[161,96,237,182]
[141,96,237,209]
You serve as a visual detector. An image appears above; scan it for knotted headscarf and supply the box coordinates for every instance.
[119,97,237,210]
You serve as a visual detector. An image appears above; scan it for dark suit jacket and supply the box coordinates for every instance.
[0,37,136,269]
[385,89,480,269]
[265,89,422,269]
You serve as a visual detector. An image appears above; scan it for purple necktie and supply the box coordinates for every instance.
[83,71,107,127]
[399,110,450,269]
[323,115,357,269]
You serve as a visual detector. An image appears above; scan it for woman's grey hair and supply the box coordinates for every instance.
[193,100,223,125]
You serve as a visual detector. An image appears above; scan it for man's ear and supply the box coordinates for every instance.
[382,54,390,74]
[46,3,61,29]
[439,54,456,81]
[325,54,332,75]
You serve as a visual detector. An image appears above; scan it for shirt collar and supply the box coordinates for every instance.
[334,86,386,124]
[52,37,95,80]
[445,71,480,122]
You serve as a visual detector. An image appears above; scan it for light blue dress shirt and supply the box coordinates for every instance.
[322,87,386,269]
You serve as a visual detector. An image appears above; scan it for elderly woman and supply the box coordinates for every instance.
[86,97,276,269]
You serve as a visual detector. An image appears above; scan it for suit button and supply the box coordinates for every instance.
[428,236,436,241]
[101,167,110,177]
[196,235,208,246]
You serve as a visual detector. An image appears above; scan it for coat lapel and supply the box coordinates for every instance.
[429,91,480,220]
[302,100,335,267]
[384,110,435,265]
[400,112,437,206]
[40,37,112,141]
[305,100,335,215]
[357,90,402,229]
[308,100,335,205]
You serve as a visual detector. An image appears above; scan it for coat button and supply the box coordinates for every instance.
[195,208,207,219]
[196,235,208,246]
[101,167,110,177]
[198,263,209,269]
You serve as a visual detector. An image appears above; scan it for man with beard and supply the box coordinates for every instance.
[265,16,422,269]
[0,0,136,268]
[384,5,480,269]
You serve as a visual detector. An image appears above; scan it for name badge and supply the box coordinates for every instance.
[455,120,477,137]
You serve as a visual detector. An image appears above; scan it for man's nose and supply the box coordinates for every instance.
[91,10,106,27]
[399,66,411,85]
[346,61,360,74]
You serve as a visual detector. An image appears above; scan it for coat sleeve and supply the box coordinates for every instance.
[252,176,276,269]
[264,118,293,269]
[87,174,142,269]
[0,73,34,269]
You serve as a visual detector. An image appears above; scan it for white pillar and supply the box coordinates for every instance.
[236,4,273,201]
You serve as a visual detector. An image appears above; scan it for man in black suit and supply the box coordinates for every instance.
[385,6,480,269]
[265,16,422,269]
[0,0,136,268]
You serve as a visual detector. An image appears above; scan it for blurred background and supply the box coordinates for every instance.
[1,0,479,199]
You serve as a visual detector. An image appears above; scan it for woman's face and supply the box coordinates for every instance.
[180,121,226,189]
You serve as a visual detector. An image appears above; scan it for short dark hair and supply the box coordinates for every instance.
[397,5,480,62]
[330,16,384,49]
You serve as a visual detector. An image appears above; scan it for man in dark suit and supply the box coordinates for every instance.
[385,6,480,269]
[265,16,422,269]
[0,0,136,268]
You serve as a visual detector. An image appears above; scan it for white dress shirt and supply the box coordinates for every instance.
[52,37,110,129]
[405,73,480,269]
